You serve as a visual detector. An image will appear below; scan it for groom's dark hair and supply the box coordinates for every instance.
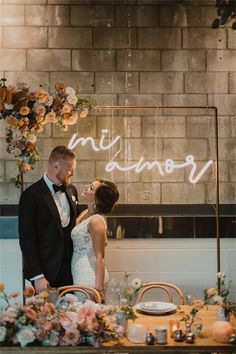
[49,146,77,162]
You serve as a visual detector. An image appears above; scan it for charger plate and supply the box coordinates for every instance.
[135,301,177,315]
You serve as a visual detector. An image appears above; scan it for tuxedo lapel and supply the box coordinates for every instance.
[39,179,64,235]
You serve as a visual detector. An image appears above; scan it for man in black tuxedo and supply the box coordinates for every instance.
[19,146,79,293]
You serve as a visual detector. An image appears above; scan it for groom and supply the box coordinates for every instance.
[19,146,80,293]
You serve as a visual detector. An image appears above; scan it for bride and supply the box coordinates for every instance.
[71,178,119,302]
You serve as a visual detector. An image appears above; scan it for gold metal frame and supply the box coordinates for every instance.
[98,105,220,282]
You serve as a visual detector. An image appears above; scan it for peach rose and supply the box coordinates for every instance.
[23,286,35,298]
[48,303,56,314]
[67,112,78,125]
[46,111,57,123]
[22,163,31,172]
[25,308,37,321]
[36,89,49,104]
[62,104,72,114]
[79,107,89,119]
[19,106,30,116]
[35,105,46,116]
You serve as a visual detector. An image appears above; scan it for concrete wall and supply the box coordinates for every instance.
[0,0,235,298]
[1,238,236,300]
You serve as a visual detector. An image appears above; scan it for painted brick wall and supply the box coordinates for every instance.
[0,1,235,296]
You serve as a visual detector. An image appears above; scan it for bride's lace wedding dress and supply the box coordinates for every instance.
[71,214,109,297]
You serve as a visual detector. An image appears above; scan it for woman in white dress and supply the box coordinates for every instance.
[71,178,119,302]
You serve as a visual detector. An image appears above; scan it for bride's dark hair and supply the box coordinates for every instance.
[94,178,119,214]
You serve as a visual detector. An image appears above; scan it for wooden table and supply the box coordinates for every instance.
[1,305,235,353]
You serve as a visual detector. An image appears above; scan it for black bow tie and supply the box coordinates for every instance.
[53,184,66,193]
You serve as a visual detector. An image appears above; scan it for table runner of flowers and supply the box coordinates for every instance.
[0,78,96,188]
[0,284,124,348]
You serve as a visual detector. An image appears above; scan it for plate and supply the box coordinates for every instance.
[135,301,177,315]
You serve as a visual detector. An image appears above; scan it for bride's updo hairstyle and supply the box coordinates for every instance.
[94,178,119,214]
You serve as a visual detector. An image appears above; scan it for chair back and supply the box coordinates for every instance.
[136,282,184,305]
[58,285,102,304]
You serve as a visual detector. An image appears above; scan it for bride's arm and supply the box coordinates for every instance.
[88,216,106,299]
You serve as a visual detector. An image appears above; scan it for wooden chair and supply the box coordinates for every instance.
[58,285,102,304]
[136,282,185,305]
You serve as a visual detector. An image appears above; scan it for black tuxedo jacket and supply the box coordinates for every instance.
[18,178,79,283]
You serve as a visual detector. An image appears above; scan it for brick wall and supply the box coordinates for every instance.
[0,0,235,297]
[0,0,236,205]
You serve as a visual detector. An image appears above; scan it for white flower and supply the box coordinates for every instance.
[217,272,225,279]
[67,94,78,105]
[0,326,7,342]
[16,327,35,347]
[66,87,76,96]
[46,95,53,107]
[47,330,60,346]
[4,103,14,110]
[26,133,37,144]
[64,293,78,303]
[131,278,142,289]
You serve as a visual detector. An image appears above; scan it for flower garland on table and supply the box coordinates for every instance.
[0,78,96,188]
[0,284,124,348]
[204,272,236,319]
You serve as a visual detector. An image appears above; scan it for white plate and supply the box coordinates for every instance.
[135,301,177,315]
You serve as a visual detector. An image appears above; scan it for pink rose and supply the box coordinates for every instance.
[77,304,96,326]
[59,311,78,330]
[60,329,80,347]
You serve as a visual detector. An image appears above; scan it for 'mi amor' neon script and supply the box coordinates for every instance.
[68,129,213,185]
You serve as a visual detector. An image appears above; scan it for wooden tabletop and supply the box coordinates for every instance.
[1,305,235,353]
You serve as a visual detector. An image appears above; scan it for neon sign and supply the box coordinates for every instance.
[68,129,213,185]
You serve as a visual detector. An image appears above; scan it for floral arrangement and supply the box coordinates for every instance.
[0,284,123,348]
[204,272,236,318]
[181,296,205,325]
[0,78,95,188]
[109,273,142,307]
[119,305,137,321]
[181,272,236,329]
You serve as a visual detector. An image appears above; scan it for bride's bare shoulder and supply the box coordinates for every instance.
[76,209,88,225]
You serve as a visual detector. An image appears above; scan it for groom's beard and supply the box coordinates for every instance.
[56,172,71,187]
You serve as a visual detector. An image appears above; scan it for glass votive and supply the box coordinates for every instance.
[169,319,180,337]
[155,325,168,344]
[127,324,147,343]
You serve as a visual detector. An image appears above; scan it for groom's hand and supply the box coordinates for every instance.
[35,277,50,293]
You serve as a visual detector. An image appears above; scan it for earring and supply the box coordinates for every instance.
[93,203,97,212]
